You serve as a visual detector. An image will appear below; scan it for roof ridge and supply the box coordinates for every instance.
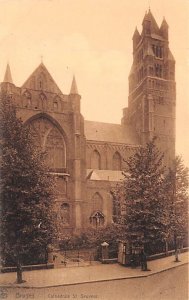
[85,120,121,126]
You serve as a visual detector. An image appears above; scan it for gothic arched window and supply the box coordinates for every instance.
[60,203,70,225]
[38,92,47,110]
[113,152,122,170]
[45,126,66,170]
[27,117,66,171]
[53,95,61,111]
[92,192,103,211]
[91,150,101,169]
[90,211,104,228]
[53,101,58,110]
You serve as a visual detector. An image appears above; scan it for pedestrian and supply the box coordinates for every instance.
[53,254,57,262]
[140,250,148,271]
[130,253,136,268]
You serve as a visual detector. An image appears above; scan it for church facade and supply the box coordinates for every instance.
[0,10,176,238]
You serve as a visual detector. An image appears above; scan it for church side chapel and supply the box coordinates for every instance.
[0,10,175,237]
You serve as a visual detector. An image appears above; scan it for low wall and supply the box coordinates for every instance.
[100,258,118,264]
[1,263,54,273]
[148,247,189,261]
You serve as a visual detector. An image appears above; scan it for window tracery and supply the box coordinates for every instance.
[27,117,66,170]
[90,211,104,228]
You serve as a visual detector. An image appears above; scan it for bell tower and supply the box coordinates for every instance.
[123,10,176,167]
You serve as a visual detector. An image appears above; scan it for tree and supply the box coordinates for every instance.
[111,182,126,225]
[0,95,57,283]
[121,138,167,261]
[164,156,189,261]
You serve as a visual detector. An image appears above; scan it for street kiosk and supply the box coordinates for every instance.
[118,241,143,267]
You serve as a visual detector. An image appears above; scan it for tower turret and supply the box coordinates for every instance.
[132,27,141,50]
[70,75,78,95]
[69,75,81,112]
[160,17,169,40]
[142,9,159,36]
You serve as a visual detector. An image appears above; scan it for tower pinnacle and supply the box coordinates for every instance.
[70,75,78,94]
[3,63,13,84]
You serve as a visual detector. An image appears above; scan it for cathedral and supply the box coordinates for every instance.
[0,10,176,237]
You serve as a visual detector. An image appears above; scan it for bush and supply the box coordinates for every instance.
[59,224,126,253]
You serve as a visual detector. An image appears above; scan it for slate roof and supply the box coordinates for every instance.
[84,120,138,145]
[86,169,125,181]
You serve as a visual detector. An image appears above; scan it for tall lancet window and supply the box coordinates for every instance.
[60,203,70,225]
[91,150,101,169]
[113,151,122,170]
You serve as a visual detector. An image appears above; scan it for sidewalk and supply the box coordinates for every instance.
[0,252,188,288]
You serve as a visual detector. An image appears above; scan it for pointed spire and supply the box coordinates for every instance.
[132,27,141,50]
[160,17,169,39]
[3,63,13,83]
[70,75,78,94]
[133,27,140,39]
[142,10,149,23]
[142,9,159,34]
[161,17,168,27]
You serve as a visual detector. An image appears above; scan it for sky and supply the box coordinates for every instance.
[0,0,188,166]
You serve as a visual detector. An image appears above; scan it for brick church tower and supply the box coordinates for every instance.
[122,9,176,167]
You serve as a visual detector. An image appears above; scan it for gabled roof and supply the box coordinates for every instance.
[3,63,13,83]
[84,120,139,145]
[22,63,62,94]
